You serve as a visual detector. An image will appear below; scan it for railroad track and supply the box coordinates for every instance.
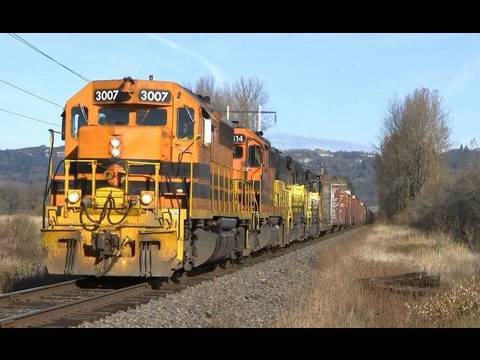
[0,227,360,328]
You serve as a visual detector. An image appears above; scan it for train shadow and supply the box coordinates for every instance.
[9,267,82,292]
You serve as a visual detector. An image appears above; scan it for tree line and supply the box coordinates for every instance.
[375,87,480,247]
[0,181,44,215]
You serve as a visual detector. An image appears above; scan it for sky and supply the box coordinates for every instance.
[1,33,480,151]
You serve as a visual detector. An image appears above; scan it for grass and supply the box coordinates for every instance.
[406,276,480,327]
[358,224,479,282]
[276,224,480,327]
[0,215,45,293]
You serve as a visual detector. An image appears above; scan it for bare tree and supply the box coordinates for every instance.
[190,75,228,114]
[376,88,451,219]
[190,75,272,131]
[193,75,216,98]
[231,77,270,129]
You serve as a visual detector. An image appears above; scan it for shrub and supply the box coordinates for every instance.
[0,182,43,215]
[0,215,44,292]
[412,168,480,247]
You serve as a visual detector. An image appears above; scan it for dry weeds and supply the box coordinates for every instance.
[0,215,44,293]
[358,224,479,281]
[406,276,480,327]
[276,224,480,327]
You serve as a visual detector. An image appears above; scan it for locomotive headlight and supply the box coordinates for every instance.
[67,190,81,204]
[110,138,121,148]
[110,137,121,158]
[140,192,154,206]
[111,148,121,157]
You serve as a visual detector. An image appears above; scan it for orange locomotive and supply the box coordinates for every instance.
[41,77,369,279]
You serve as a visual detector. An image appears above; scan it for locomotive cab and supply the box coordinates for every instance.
[233,127,267,181]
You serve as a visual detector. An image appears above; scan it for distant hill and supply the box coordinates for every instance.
[285,148,378,207]
[443,146,480,174]
[0,146,64,185]
[262,130,373,152]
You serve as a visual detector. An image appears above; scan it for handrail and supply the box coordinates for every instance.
[42,129,55,229]
[210,160,255,215]
[64,159,160,216]
[189,136,201,217]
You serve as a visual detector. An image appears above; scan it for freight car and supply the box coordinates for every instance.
[41,77,369,280]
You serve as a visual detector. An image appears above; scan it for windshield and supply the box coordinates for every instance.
[98,108,129,125]
[177,107,194,139]
[248,145,262,167]
[234,145,244,159]
[137,108,167,126]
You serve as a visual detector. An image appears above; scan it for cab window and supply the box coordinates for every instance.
[136,108,167,126]
[98,108,129,125]
[71,106,88,138]
[177,107,194,139]
[248,145,262,167]
[234,145,244,159]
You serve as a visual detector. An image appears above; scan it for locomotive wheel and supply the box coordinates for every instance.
[170,270,183,283]
[148,277,164,289]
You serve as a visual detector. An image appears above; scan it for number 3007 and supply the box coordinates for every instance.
[140,90,170,102]
[95,90,119,101]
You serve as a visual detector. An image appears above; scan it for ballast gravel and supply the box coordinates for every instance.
[77,234,346,328]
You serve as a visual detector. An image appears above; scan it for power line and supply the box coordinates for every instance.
[0,107,60,128]
[0,78,63,108]
[8,33,91,83]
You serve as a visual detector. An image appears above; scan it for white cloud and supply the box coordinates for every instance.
[146,34,224,83]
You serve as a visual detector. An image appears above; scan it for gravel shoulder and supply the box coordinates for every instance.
[77,229,364,328]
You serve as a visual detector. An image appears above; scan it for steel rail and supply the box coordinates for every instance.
[0,282,148,328]
[0,279,85,305]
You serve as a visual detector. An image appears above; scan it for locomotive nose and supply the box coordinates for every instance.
[77,126,166,160]
[78,126,124,159]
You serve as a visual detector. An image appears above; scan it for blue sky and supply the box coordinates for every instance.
[1,33,480,151]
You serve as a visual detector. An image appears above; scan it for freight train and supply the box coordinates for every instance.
[41,77,372,280]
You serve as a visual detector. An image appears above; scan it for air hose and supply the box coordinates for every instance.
[80,192,111,231]
[80,192,134,230]
[106,196,134,225]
